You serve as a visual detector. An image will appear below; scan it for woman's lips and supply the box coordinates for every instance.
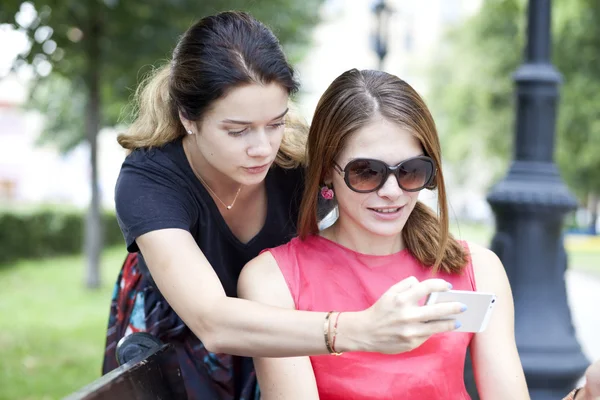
[243,163,270,174]
[368,206,405,220]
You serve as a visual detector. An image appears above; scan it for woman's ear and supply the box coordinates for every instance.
[178,111,193,134]
[322,170,333,186]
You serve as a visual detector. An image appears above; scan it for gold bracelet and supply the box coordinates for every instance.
[563,388,581,400]
[323,311,335,354]
[323,311,343,356]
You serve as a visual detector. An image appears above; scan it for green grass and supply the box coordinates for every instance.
[449,220,494,247]
[568,251,600,275]
[0,224,598,400]
[564,235,600,275]
[0,247,124,400]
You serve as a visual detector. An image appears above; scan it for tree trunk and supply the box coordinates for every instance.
[85,6,103,289]
[588,192,598,235]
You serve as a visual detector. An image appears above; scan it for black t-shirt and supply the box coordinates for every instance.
[114,137,304,297]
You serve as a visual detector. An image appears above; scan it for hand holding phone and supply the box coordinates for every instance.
[426,290,497,333]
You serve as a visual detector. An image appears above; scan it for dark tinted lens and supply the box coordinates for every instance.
[397,158,433,190]
[346,159,386,192]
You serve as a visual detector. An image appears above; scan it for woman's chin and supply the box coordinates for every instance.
[236,169,269,187]
[362,219,408,238]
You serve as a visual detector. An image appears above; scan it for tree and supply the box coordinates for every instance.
[428,0,600,231]
[427,0,524,186]
[0,0,324,287]
[554,0,600,232]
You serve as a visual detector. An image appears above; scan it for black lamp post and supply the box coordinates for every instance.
[486,0,589,398]
[371,0,392,70]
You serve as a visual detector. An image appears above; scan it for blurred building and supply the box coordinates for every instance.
[0,74,126,209]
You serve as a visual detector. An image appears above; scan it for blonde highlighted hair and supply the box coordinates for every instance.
[117,66,182,150]
[117,11,307,169]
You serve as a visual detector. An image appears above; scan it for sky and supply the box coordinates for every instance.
[0,2,42,102]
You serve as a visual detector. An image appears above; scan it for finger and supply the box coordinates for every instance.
[418,302,465,322]
[386,276,420,295]
[416,318,459,336]
[400,279,452,304]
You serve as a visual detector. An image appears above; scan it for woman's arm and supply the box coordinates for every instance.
[468,242,530,400]
[138,228,336,356]
[137,228,463,357]
[237,251,320,400]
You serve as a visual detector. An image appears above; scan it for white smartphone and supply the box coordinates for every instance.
[425,290,497,333]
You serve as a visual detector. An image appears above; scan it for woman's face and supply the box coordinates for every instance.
[331,116,426,239]
[187,82,289,186]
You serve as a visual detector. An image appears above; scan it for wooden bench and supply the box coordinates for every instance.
[64,333,187,400]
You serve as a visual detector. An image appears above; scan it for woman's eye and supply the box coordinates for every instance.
[228,128,248,137]
[356,168,376,176]
[268,122,285,129]
[228,122,283,137]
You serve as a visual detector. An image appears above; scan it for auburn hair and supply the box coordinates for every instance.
[297,69,468,273]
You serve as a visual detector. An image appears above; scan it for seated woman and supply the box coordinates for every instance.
[238,69,530,399]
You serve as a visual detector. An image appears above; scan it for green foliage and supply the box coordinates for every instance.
[0,0,324,150]
[428,0,600,201]
[554,0,600,200]
[0,208,123,265]
[428,0,525,185]
[28,74,87,152]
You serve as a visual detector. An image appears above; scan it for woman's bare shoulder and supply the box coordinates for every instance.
[238,251,295,308]
[465,241,509,293]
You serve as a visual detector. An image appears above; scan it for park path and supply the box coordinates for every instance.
[566,269,600,384]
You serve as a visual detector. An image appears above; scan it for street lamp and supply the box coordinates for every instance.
[486,0,589,398]
[371,0,392,70]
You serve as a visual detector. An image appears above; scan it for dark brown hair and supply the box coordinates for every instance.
[118,11,306,168]
[298,69,468,273]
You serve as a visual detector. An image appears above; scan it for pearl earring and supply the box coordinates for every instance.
[187,130,193,135]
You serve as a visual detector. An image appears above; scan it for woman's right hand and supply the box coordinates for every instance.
[577,358,600,400]
[343,276,465,355]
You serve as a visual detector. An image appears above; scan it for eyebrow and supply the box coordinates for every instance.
[221,108,289,125]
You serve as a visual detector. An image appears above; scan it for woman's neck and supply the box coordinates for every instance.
[183,135,242,193]
[322,215,405,256]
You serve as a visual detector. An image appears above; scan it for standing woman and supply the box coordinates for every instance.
[103,11,462,400]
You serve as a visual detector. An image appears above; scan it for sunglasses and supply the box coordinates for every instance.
[333,156,436,193]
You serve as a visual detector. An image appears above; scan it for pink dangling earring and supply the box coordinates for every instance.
[320,185,334,200]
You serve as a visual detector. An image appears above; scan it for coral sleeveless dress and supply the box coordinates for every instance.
[267,235,476,400]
